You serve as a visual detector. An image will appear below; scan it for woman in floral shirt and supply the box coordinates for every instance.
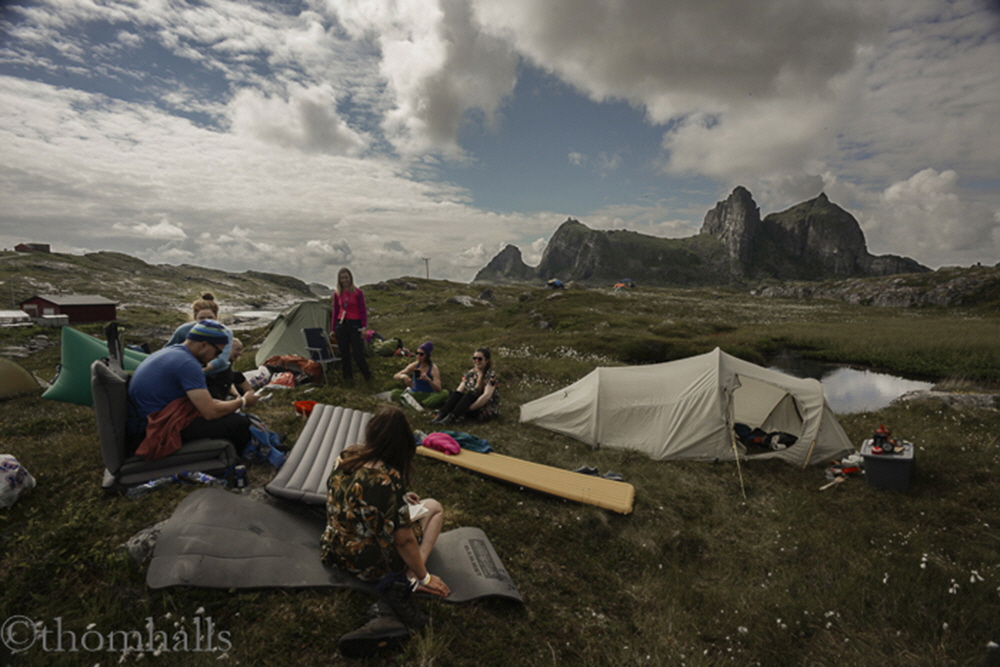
[321,405,449,598]
[431,347,499,426]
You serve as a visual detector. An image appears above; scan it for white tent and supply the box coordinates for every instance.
[520,347,853,466]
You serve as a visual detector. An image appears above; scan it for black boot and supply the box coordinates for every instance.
[338,614,409,659]
[377,573,428,630]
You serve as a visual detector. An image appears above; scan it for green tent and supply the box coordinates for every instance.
[42,327,147,406]
[0,357,44,399]
[254,300,332,366]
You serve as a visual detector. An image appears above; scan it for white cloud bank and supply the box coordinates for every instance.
[1,0,997,287]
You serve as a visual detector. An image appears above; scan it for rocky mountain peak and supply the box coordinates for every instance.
[474,244,535,283]
[699,186,761,277]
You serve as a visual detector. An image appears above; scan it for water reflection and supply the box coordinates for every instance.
[768,351,934,414]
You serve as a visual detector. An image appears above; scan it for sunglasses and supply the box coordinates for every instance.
[416,351,426,356]
[472,356,485,361]
[210,342,226,358]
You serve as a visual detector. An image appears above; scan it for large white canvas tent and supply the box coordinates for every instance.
[255,300,332,366]
[520,347,853,467]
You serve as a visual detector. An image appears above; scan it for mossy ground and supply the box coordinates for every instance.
[2,280,999,666]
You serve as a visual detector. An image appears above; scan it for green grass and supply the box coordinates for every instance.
[2,280,1000,665]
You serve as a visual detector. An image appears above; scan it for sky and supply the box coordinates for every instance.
[1,0,999,288]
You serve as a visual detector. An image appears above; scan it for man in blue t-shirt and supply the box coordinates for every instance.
[128,320,259,452]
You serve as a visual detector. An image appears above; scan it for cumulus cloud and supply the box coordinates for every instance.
[228,84,367,155]
[861,168,1000,265]
[523,237,547,266]
[318,0,519,157]
[112,219,188,241]
[471,0,881,115]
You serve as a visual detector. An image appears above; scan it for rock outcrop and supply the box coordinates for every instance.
[474,244,535,283]
[756,265,1000,308]
[700,185,761,278]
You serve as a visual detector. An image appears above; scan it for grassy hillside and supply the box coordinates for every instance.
[2,278,999,666]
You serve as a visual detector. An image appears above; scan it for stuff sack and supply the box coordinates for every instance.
[371,338,403,357]
[244,414,286,468]
[1,454,36,508]
[243,365,272,390]
[263,355,321,385]
[421,433,460,455]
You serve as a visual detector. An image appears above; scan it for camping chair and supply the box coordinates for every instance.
[301,327,339,385]
[90,358,238,490]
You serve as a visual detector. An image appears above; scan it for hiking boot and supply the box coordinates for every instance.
[364,599,396,622]
[338,615,409,659]
[379,577,428,630]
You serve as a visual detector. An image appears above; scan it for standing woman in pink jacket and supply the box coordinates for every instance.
[331,267,372,382]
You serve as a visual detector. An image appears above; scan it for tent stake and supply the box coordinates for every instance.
[802,440,817,470]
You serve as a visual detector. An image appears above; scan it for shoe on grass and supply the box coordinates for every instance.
[377,574,428,630]
[338,614,409,659]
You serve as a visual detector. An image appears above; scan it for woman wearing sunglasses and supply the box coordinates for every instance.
[390,341,449,410]
[431,347,499,425]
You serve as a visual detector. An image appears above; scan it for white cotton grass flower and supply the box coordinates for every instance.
[949,580,960,594]
[882,573,889,584]
[971,570,985,583]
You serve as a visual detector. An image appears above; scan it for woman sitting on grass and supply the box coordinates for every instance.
[321,405,450,628]
[431,346,499,425]
[390,341,448,410]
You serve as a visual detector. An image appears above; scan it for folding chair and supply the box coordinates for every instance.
[302,327,339,384]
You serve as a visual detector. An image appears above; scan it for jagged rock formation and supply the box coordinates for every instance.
[740,192,927,280]
[474,244,535,283]
[474,219,729,286]
[475,187,929,286]
[700,186,760,278]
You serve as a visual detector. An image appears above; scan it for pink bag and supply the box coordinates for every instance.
[421,432,460,455]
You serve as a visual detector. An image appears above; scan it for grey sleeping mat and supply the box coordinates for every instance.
[266,404,371,504]
[146,488,522,603]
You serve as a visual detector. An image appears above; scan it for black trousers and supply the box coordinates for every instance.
[334,319,371,381]
[437,390,481,420]
[180,413,252,453]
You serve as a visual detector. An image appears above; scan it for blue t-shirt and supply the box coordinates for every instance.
[129,344,207,419]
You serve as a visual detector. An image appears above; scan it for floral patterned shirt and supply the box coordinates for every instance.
[321,460,417,581]
[461,368,500,420]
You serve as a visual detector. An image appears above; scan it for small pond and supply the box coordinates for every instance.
[767,351,934,414]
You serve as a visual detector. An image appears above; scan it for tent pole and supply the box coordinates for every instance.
[802,440,817,470]
[731,434,747,500]
[726,390,747,500]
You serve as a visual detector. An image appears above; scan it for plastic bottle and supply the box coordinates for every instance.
[126,476,176,499]
[178,470,228,488]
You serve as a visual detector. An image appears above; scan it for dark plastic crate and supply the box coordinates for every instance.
[861,439,915,491]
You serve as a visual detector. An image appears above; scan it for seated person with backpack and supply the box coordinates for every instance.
[128,320,260,458]
[389,342,448,410]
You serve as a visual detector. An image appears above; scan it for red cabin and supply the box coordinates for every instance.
[19,294,118,323]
